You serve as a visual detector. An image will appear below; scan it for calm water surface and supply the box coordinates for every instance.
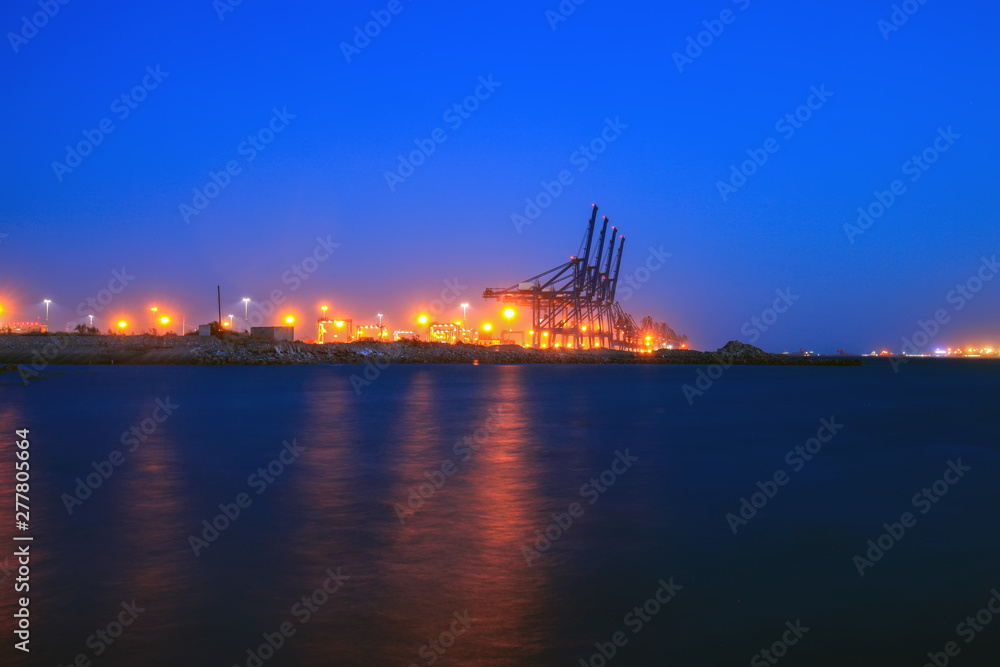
[0,361,998,665]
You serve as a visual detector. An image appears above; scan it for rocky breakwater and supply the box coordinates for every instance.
[0,334,861,367]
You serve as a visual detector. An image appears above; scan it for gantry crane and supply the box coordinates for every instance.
[483,204,639,350]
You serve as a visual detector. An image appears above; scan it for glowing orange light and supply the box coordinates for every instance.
[150,306,158,312]
[503,308,515,319]
[222,321,231,327]
[285,315,295,324]
[159,316,169,325]
[117,320,127,329]
[483,323,492,332]
[417,315,428,325]
[334,320,344,328]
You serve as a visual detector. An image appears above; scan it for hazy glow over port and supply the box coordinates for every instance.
[483,323,492,331]
[417,315,428,325]
[503,308,515,319]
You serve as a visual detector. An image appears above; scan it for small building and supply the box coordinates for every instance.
[318,318,352,343]
[3,321,47,333]
[355,324,386,342]
[428,322,476,344]
[500,331,525,346]
[251,326,294,342]
[198,324,213,336]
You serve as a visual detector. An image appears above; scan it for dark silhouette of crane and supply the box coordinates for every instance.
[483,204,639,350]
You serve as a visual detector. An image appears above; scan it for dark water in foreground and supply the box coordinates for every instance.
[0,361,998,666]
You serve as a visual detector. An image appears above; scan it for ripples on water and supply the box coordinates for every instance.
[0,361,998,665]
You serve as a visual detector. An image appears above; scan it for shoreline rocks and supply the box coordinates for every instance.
[0,334,862,367]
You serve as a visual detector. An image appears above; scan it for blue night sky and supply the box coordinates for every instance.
[1,0,997,352]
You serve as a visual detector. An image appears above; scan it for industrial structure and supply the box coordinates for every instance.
[430,322,476,344]
[317,316,353,343]
[483,204,639,351]
[251,326,294,342]
[1,321,47,334]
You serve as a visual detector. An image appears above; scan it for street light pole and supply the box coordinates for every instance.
[242,298,250,333]
[43,299,51,329]
[88,314,93,329]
